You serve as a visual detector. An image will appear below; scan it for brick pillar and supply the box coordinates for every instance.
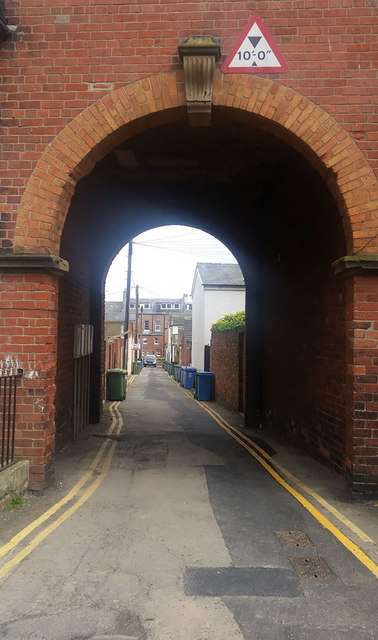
[335,256,378,498]
[0,255,68,490]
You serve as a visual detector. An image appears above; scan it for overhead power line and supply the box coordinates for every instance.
[132,240,236,260]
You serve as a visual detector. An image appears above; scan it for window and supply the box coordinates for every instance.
[154,338,159,345]
[186,304,192,311]
[143,303,150,310]
[161,303,172,309]
[130,303,135,309]
[144,320,150,331]
[143,337,147,344]
[155,321,161,331]
[174,303,180,309]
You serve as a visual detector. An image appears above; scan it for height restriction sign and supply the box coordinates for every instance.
[221,14,288,74]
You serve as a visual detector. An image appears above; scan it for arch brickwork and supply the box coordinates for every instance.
[13,71,378,257]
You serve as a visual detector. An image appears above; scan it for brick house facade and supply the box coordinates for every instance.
[105,295,192,365]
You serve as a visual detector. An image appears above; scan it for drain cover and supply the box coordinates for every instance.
[275,530,313,548]
[289,556,336,579]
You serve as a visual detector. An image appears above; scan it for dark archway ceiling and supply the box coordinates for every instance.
[88,115,291,188]
[65,112,345,281]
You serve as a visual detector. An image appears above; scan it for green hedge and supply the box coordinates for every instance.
[211,310,245,332]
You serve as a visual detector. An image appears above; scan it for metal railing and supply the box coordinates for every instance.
[0,368,23,470]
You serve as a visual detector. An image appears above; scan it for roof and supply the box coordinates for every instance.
[169,313,186,326]
[193,263,245,290]
[105,301,124,322]
[105,296,192,322]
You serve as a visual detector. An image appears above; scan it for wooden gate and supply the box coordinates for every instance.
[73,324,93,439]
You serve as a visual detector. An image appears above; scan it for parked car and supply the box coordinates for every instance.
[144,354,157,367]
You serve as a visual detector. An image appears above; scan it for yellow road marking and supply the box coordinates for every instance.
[271,460,373,544]
[0,443,116,581]
[205,407,373,544]
[0,401,119,560]
[0,403,123,580]
[127,374,136,387]
[180,387,378,579]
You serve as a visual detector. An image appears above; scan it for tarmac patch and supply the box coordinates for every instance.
[184,566,303,597]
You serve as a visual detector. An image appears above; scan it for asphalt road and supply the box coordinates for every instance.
[0,367,377,640]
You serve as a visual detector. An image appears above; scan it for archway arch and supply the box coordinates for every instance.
[14,71,378,256]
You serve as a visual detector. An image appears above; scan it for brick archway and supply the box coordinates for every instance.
[14,71,378,256]
[5,71,378,494]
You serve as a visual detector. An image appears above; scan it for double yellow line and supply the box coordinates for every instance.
[0,402,123,581]
[184,392,378,579]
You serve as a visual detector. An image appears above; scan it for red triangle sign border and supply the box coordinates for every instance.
[221,14,289,75]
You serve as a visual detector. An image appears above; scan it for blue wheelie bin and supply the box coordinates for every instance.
[195,371,214,401]
[182,366,196,389]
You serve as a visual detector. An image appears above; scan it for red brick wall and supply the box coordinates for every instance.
[106,336,124,371]
[211,329,244,412]
[142,335,163,357]
[139,313,164,357]
[262,267,347,471]
[346,275,378,496]
[258,154,348,474]
[53,211,91,450]
[0,273,58,490]
[179,327,191,367]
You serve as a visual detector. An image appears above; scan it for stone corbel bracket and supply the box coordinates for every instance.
[332,254,378,276]
[0,254,69,276]
[178,35,222,127]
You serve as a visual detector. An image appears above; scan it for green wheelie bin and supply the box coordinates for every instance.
[173,363,180,381]
[132,361,141,375]
[106,368,126,401]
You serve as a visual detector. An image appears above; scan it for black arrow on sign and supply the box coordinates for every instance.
[248,36,262,48]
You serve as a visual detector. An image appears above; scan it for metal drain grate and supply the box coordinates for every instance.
[289,556,336,579]
[275,530,313,548]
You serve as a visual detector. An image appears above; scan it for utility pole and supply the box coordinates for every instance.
[135,284,139,362]
[163,314,166,360]
[140,304,144,358]
[123,241,133,370]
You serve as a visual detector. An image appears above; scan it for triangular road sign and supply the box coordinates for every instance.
[222,14,288,74]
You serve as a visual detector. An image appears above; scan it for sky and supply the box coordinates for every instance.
[105,225,238,301]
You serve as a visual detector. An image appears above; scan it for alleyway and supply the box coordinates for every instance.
[0,367,377,640]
